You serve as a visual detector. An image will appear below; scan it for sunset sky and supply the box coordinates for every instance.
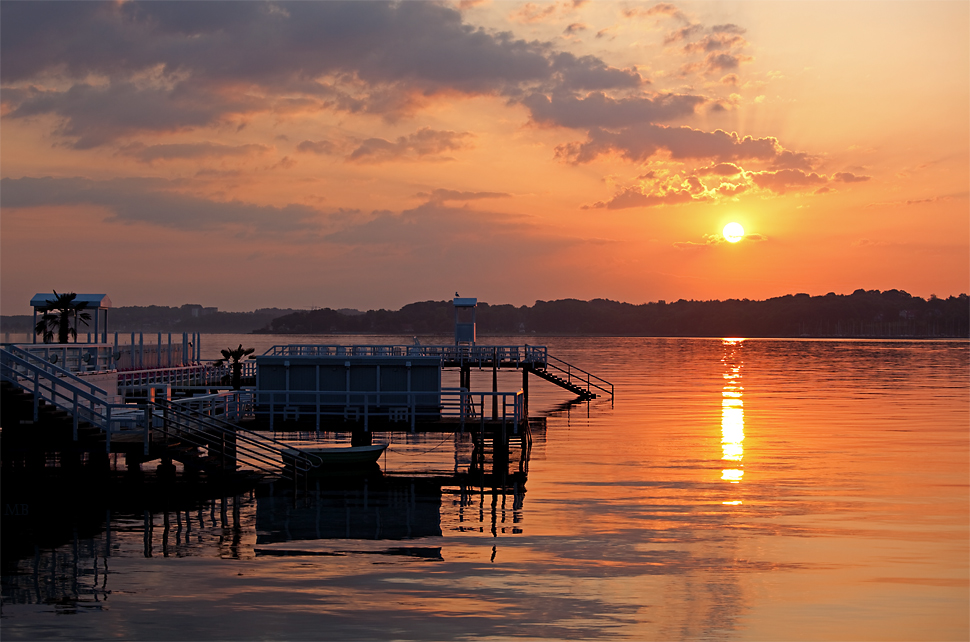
[1,1,967,314]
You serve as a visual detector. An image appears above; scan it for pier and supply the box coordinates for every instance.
[1,295,612,486]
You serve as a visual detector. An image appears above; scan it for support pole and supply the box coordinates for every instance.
[492,347,498,420]
[522,365,529,421]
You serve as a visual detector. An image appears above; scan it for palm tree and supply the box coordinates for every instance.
[214,344,255,390]
[34,291,91,344]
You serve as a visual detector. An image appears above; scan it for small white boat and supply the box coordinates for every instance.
[282,443,388,470]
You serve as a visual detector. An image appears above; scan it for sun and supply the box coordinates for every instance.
[723,222,745,243]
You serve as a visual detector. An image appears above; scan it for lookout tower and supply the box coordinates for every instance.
[453,297,477,346]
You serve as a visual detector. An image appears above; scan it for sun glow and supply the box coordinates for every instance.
[723,222,745,243]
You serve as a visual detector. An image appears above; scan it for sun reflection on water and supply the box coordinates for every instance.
[720,339,745,491]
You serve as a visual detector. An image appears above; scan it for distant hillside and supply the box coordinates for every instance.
[257,290,969,338]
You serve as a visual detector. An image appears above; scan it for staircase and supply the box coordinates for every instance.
[0,345,320,482]
[530,353,613,401]
[530,367,597,400]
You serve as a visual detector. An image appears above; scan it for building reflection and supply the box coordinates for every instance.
[256,430,531,546]
[1,430,532,607]
[720,339,745,496]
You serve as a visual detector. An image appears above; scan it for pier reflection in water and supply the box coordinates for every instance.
[1,427,533,613]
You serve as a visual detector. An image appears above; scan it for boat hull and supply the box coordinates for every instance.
[283,444,387,474]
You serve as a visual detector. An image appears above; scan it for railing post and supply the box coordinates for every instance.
[32,370,40,421]
[73,392,79,441]
[106,405,113,453]
[143,405,151,456]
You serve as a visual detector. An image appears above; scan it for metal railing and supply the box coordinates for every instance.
[118,364,209,389]
[255,388,524,433]
[542,352,614,399]
[7,331,202,373]
[173,390,253,421]
[1,346,313,480]
[4,343,117,374]
[1,345,130,442]
[262,344,549,367]
[151,401,319,480]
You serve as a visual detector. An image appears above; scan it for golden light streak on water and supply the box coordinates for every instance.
[721,338,745,490]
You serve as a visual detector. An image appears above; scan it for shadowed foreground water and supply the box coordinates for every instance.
[2,337,967,640]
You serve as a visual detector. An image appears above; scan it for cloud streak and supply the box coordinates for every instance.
[348,128,474,163]
[1,176,322,235]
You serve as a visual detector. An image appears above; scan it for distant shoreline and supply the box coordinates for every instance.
[3,290,968,339]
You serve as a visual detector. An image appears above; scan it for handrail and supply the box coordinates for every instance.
[541,352,614,399]
[3,345,111,398]
[1,346,136,442]
[117,364,208,388]
[2,345,317,479]
[261,344,548,366]
[255,388,524,432]
[153,401,320,477]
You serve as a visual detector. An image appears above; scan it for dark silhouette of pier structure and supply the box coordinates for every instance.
[1,295,611,486]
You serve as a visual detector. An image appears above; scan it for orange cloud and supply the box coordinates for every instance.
[347,128,474,163]
[116,142,271,164]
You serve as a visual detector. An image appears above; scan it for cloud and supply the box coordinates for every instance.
[745,168,872,194]
[511,3,559,24]
[683,33,746,54]
[524,91,703,129]
[584,185,699,210]
[673,233,723,250]
[7,82,260,149]
[626,4,689,24]
[711,24,746,35]
[748,169,827,194]
[564,23,587,34]
[663,24,704,44]
[0,1,825,195]
[673,229,767,249]
[833,172,871,183]
[771,150,817,171]
[347,128,474,163]
[556,124,782,165]
[697,162,743,177]
[417,189,511,203]
[550,53,643,91]
[296,140,339,155]
[116,142,271,163]
[0,176,322,235]
[864,195,953,208]
[323,200,567,251]
[681,52,752,76]
[588,161,866,207]
[4,2,642,145]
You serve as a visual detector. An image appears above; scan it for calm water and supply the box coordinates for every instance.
[2,336,967,640]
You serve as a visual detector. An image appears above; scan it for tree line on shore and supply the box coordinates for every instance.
[3,290,966,339]
[258,290,968,338]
